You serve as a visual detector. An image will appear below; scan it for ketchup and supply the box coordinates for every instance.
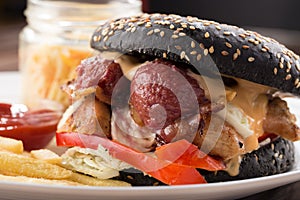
[0,103,61,150]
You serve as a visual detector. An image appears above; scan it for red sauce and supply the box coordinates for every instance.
[0,103,61,150]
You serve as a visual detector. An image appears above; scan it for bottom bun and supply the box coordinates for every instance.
[114,137,295,186]
[200,137,295,183]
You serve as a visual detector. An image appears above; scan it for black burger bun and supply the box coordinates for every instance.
[91,13,300,96]
[89,13,298,185]
[113,137,295,186]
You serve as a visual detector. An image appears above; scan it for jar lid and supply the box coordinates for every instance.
[25,0,142,26]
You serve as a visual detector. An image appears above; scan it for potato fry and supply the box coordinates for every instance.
[30,149,62,165]
[0,174,82,186]
[0,136,23,154]
[67,172,131,187]
[0,151,72,179]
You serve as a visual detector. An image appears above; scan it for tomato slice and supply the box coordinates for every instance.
[155,139,225,171]
[0,103,61,150]
[56,132,206,185]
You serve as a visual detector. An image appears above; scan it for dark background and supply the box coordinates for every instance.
[142,0,300,31]
[1,0,300,30]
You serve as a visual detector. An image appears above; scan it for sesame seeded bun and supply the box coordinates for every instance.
[91,13,300,95]
[86,13,299,185]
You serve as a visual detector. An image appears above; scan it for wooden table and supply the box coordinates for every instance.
[0,20,299,200]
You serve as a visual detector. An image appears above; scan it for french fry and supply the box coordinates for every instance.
[30,149,62,165]
[67,172,131,187]
[0,174,83,186]
[0,151,72,179]
[0,136,23,154]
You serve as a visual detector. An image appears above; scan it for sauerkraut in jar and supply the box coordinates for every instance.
[19,0,142,109]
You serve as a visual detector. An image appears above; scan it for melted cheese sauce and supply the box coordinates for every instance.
[230,78,271,152]
[231,79,269,137]
[100,51,143,80]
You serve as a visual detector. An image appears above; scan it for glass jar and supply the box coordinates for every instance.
[19,0,142,109]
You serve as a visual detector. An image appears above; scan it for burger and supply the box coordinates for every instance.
[56,13,300,186]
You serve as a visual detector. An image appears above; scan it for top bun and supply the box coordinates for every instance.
[91,13,300,95]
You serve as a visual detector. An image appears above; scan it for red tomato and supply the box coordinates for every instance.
[0,103,61,150]
[56,132,206,185]
[155,139,225,171]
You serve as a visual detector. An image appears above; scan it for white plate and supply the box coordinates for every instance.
[0,71,299,200]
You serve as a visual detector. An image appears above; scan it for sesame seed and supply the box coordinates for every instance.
[239,33,246,39]
[203,22,211,26]
[160,31,165,37]
[93,35,101,42]
[286,74,292,80]
[179,32,186,36]
[279,154,283,159]
[271,143,275,150]
[185,55,190,62]
[287,61,291,69]
[137,21,145,26]
[145,22,152,28]
[153,182,160,186]
[163,52,167,58]
[236,49,241,56]
[280,57,284,63]
[175,45,182,50]
[171,35,179,39]
[127,175,134,180]
[154,28,160,33]
[279,63,284,69]
[248,57,255,62]
[199,43,205,49]
[180,51,186,59]
[261,48,267,52]
[242,45,250,49]
[233,53,239,60]
[191,41,196,48]
[190,51,197,55]
[254,40,260,45]
[103,36,108,42]
[108,30,114,36]
[295,78,299,86]
[147,30,154,35]
[126,27,132,32]
[131,27,136,32]
[170,24,175,29]
[209,46,214,54]
[197,54,202,61]
[215,25,221,30]
[204,32,210,38]
[181,23,188,28]
[204,49,209,56]
[263,45,270,51]
[190,25,196,30]
[276,53,281,59]
[297,82,300,88]
[102,29,109,36]
[221,51,229,56]
[248,38,255,43]
[223,31,231,36]
[225,42,232,48]
[274,68,278,75]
